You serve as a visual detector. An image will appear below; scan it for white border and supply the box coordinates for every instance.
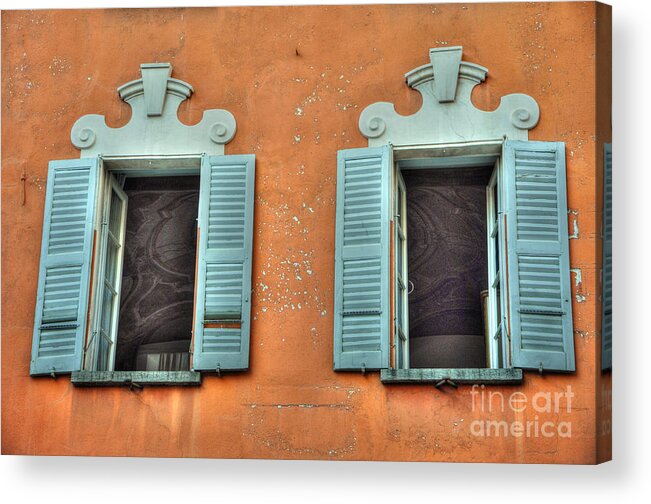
[2,0,649,503]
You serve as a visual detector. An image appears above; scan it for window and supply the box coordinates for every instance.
[332,46,576,383]
[85,173,199,372]
[396,163,497,370]
[333,142,575,382]
[30,154,255,381]
[28,60,254,384]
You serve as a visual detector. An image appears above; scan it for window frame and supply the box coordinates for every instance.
[382,140,522,385]
[80,155,203,382]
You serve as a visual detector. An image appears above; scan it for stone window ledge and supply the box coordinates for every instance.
[380,368,523,385]
[71,370,201,387]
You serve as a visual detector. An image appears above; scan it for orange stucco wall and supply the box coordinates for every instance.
[1,2,610,463]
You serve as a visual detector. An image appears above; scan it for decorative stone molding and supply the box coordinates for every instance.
[71,63,237,157]
[359,46,540,147]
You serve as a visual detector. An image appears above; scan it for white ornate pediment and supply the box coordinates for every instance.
[71,63,236,157]
[359,46,540,147]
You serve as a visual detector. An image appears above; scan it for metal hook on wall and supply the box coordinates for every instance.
[20,170,27,206]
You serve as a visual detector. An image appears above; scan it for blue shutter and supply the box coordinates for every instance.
[334,147,391,371]
[193,154,255,371]
[504,141,575,372]
[602,143,612,370]
[30,158,99,376]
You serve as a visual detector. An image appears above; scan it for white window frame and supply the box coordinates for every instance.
[85,155,202,372]
[390,140,510,370]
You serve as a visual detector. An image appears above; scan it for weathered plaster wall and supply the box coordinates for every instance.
[2,2,606,462]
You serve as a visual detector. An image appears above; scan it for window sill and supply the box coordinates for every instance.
[71,370,202,387]
[380,368,523,385]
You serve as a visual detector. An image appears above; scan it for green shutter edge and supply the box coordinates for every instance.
[504,140,575,373]
[333,146,391,371]
[30,157,100,376]
[192,154,255,372]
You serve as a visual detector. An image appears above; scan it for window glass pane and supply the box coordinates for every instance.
[101,284,115,334]
[104,241,116,284]
[494,230,500,274]
[496,287,501,320]
[97,333,110,371]
[109,190,122,236]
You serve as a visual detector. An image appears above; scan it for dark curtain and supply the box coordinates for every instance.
[114,176,199,371]
[402,167,491,368]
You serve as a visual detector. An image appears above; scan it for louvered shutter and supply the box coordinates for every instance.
[193,154,255,371]
[504,141,575,372]
[333,147,391,370]
[602,143,612,370]
[30,158,99,376]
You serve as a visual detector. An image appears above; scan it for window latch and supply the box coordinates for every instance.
[84,330,98,353]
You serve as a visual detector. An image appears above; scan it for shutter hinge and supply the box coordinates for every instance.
[360,363,366,375]
[50,367,57,379]
[539,362,544,375]
[216,364,221,377]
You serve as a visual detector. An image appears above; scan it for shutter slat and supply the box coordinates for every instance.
[334,147,390,370]
[505,141,575,372]
[193,155,255,371]
[30,158,99,375]
[602,143,612,370]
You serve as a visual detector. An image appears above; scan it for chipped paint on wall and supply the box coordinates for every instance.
[568,209,579,239]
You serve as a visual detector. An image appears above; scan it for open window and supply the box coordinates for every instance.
[396,161,499,370]
[85,169,199,373]
[333,46,575,384]
[30,155,255,381]
[333,141,575,383]
[29,63,255,384]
